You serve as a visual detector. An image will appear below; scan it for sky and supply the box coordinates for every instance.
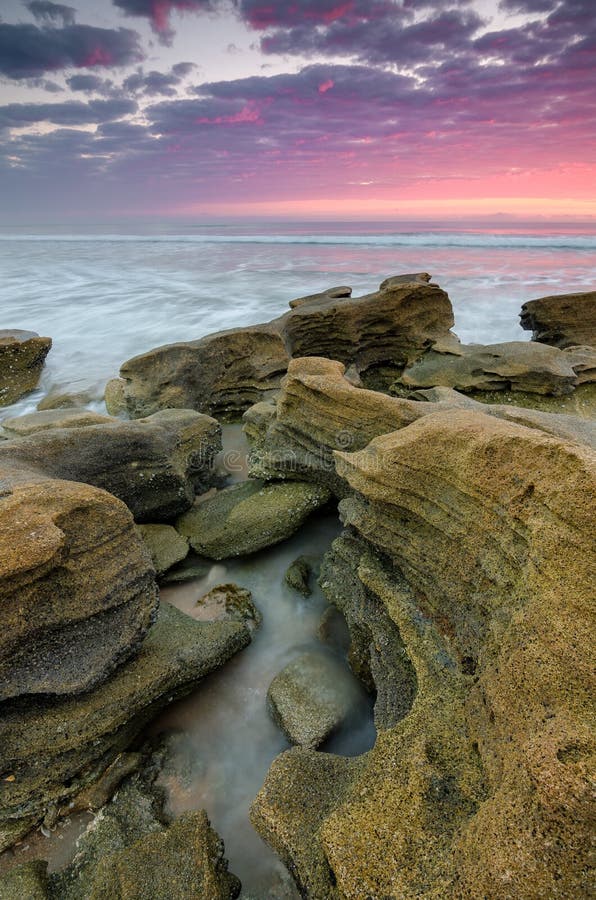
[0,0,594,223]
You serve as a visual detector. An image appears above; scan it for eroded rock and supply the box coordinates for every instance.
[0,331,51,408]
[137,524,189,575]
[520,289,596,348]
[194,583,262,631]
[284,556,312,597]
[1,408,114,437]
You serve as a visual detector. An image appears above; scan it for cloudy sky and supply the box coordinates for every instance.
[0,0,594,222]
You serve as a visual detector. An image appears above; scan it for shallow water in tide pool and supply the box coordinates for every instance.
[0,428,375,897]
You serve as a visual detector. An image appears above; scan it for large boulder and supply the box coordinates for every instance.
[0,330,51,408]
[252,410,595,898]
[0,408,221,521]
[119,325,289,421]
[520,289,596,348]
[0,602,250,835]
[117,276,456,419]
[176,479,331,559]
[398,340,592,396]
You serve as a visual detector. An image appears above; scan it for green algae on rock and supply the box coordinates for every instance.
[284,555,313,597]
[176,479,331,559]
[137,523,189,575]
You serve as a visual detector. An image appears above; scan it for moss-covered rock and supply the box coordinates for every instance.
[0,859,48,899]
[176,479,331,559]
[137,524,189,575]
[284,555,312,597]
[267,652,356,750]
[0,330,51,408]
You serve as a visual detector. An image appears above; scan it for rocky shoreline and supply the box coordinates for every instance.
[0,276,594,898]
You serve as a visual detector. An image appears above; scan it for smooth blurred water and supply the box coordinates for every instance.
[1,222,595,417]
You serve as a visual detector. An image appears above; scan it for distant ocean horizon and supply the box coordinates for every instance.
[2,220,595,416]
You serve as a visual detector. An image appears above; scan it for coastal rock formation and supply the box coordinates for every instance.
[252,409,595,898]
[2,769,241,899]
[117,276,455,419]
[0,330,51,408]
[137,524,189,575]
[245,358,596,497]
[0,602,250,838]
[119,325,290,420]
[0,408,221,521]
[397,339,591,396]
[0,474,157,702]
[284,555,313,597]
[267,652,355,750]
[176,479,330,559]
[520,289,596,348]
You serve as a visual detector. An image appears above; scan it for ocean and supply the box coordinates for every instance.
[1,221,595,416]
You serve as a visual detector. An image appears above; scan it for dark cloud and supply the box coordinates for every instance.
[66,73,118,95]
[171,61,196,77]
[238,0,395,29]
[0,22,143,79]
[112,0,218,42]
[0,98,137,130]
[26,1,77,27]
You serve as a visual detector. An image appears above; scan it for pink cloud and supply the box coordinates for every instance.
[318,78,334,93]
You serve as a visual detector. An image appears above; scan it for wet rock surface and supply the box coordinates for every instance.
[267,652,355,750]
[520,289,596,348]
[0,602,250,837]
[0,408,114,437]
[176,479,331,559]
[284,556,312,597]
[194,583,262,631]
[0,330,52,408]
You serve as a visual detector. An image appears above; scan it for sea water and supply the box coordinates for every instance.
[1,221,595,416]
[0,223,594,893]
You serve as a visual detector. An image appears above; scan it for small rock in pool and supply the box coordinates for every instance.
[284,555,313,597]
[267,652,355,750]
[195,583,262,631]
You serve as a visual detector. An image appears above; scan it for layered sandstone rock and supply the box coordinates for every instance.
[398,339,593,396]
[0,330,51,408]
[117,277,455,419]
[0,408,221,521]
[252,409,595,898]
[0,602,249,838]
[0,407,114,437]
[0,473,157,702]
[520,289,596,348]
[245,357,596,497]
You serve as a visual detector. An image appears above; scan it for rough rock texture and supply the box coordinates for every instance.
[520,289,596,348]
[0,408,221,521]
[245,358,596,497]
[194,583,262,631]
[0,408,114,437]
[176,479,331,559]
[37,389,98,411]
[118,276,455,419]
[119,325,289,421]
[252,409,595,899]
[288,285,352,309]
[0,330,51,407]
[104,377,127,416]
[0,859,49,899]
[0,602,250,833]
[0,474,157,702]
[34,767,241,900]
[267,652,355,750]
[284,556,312,597]
[137,524,189,575]
[398,340,592,396]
